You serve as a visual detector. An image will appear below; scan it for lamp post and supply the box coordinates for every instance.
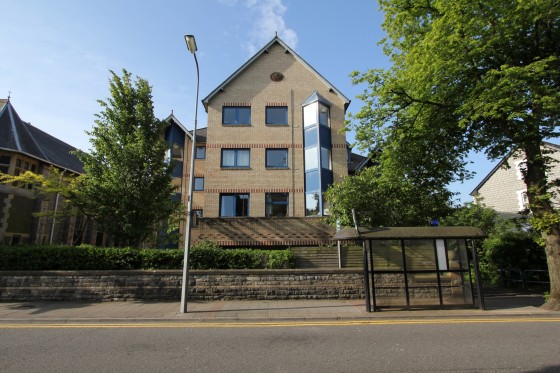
[180,34,199,313]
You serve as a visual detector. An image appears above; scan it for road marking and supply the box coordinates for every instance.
[1,318,560,329]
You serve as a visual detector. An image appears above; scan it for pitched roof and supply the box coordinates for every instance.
[469,142,560,196]
[164,113,207,143]
[348,152,371,174]
[202,36,351,112]
[0,100,84,173]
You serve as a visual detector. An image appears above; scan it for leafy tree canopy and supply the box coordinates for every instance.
[77,69,176,248]
[347,0,560,308]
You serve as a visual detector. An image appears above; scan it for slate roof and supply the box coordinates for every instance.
[164,113,207,143]
[0,100,84,174]
[348,152,371,174]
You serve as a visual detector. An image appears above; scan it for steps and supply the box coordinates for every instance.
[291,246,363,268]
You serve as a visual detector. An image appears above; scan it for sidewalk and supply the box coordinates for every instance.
[0,291,557,323]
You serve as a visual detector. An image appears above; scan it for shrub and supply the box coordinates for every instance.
[0,243,294,270]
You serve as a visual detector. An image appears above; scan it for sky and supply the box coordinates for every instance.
[0,0,497,203]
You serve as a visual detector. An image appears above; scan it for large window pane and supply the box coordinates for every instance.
[220,194,250,217]
[237,149,250,167]
[266,106,288,125]
[223,107,251,125]
[305,147,318,170]
[266,149,288,168]
[304,127,317,147]
[372,240,404,270]
[305,170,320,192]
[266,193,289,217]
[221,149,236,167]
[305,192,320,216]
[303,103,317,127]
[404,240,437,270]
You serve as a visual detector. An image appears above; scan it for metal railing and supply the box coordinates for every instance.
[499,268,550,289]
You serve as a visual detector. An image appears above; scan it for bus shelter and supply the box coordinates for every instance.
[333,226,487,312]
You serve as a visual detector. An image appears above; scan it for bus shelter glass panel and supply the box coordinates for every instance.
[404,240,440,306]
[408,272,441,306]
[441,239,473,305]
[371,240,407,307]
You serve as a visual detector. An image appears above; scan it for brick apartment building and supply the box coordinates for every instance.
[167,36,367,247]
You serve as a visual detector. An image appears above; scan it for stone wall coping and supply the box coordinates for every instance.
[0,268,362,276]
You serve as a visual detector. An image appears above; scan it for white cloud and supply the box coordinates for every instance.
[222,0,298,55]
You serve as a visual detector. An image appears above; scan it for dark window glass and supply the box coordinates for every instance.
[0,155,10,165]
[220,194,250,217]
[266,149,288,168]
[0,166,8,174]
[266,193,289,217]
[194,177,204,191]
[266,106,288,125]
[319,104,329,127]
[195,146,206,159]
[221,149,250,168]
[223,107,251,125]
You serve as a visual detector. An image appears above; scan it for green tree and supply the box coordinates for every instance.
[325,165,452,227]
[77,69,176,248]
[349,1,560,308]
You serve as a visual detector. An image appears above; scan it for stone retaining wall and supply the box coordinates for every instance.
[0,269,364,302]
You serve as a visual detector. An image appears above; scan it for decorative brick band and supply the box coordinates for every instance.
[266,102,288,107]
[332,144,348,149]
[206,188,304,194]
[223,102,251,107]
[207,144,303,149]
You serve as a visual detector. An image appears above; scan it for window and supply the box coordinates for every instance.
[195,146,206,159]
[319,104,330,127]
[517,190,529,211]
[0,155,10,174]
[266,106,288,125]
[223,106,251,125]
[194,177,204,191]
[305,192,320,216]
[321,147,331,170]
[266,193,289,217]
[266,149,288,168]
[515,160,527,180]
[220,194,250,217]
[305,147,318,170]
[221,149,250,168]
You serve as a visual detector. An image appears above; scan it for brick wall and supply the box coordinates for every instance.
[204,42,348,217]
[0,269,364,301]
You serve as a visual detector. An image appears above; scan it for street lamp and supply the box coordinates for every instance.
[180,34,199,313]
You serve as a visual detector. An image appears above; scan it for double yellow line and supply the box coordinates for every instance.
[2,317,560,329]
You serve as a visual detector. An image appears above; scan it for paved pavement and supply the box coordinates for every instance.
[0,290,557,323]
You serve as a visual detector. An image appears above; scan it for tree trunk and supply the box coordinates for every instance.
[524,141,560,310]
[542,228,560,310]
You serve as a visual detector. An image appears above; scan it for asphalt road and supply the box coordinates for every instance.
[2,319,560,372]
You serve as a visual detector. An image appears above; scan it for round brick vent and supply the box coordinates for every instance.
[270,72,284,82]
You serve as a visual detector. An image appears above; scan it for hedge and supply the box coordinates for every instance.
[0,242,294,270]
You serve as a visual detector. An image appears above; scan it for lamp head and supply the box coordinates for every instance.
[184,35,197,54]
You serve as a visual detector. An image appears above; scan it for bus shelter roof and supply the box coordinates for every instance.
[333,226,486,241]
